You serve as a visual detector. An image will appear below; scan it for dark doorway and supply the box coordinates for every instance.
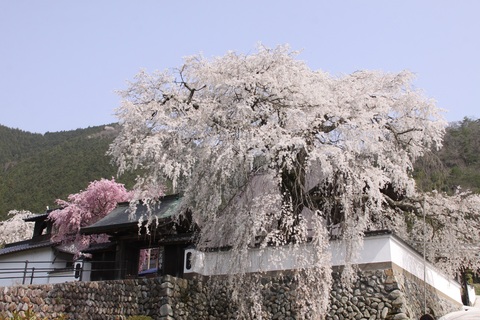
[163,245,186,278]
[90,250,116,281]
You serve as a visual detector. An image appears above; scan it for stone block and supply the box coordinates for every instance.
[160,304,173,316]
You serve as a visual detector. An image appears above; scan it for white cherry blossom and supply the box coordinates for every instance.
[110,45,478,317]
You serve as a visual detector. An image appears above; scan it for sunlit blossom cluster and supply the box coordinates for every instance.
[106,45,480,317]
[0,210,35,246]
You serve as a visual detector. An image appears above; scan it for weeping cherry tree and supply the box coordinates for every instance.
[109,45,480,318]
[49,178,131,257]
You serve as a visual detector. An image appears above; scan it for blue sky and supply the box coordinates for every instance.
[1,1,479,134]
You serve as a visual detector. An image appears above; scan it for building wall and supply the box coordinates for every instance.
[186,232,463,306]
[0,269,462,320]
[0,233,464,319]
[0,248,73,287]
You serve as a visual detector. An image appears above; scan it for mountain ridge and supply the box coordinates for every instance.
[0,123,136,219]
[0,117,479,221]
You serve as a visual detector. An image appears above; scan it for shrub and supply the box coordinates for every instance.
[0,308,66,320]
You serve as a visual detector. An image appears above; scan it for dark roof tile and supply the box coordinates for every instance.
[0,240,53,256]
[81,194,181,235]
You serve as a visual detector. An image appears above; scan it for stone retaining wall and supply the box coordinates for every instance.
[171,265,461,320]
[327,265,461,320]
[0,265,463,319]
[0,277,181,319]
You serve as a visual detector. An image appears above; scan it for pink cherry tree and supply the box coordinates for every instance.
[49,178,132,257]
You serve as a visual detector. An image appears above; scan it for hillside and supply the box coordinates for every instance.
[0,117,478,221]
[414,117,480,194]
[0,124,136,220]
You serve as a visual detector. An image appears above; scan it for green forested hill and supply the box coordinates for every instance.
[0,117,478,221]
[0,125,46,167]
[0,124,136,219]
[414,117,480,193]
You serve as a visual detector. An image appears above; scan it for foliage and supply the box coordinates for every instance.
[109,45,480,317]
[0,125,45,166]
[473,283,480,295]
[401,189,480,274]
[0,124,138,220]
[411,119,480,278]
[0,210,34,246]
[415,117,480,193]
[48,178,131,257]
[125,316,153,320]
[0,307,65,320]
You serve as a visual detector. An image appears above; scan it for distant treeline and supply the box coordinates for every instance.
[0,117,478,221]
[0,124,137,220]
[414,117,480,194]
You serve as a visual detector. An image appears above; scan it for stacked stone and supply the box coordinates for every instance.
[158,275,183,320]
[260,275,300,320]
[59,280,143,319]
[167,275,309,320]
[327,269,410,320]
[0,278,170,320]
[396,270,460,319]
[0,284,65,318]
[168,277,218,320]
[168,272,409,319]
[165,276,242,320]
[0,268,463,319]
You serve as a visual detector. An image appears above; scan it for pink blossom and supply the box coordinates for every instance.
[49,178,132,257]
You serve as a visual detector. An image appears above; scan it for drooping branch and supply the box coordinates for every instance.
[383,194,420,214]
[110,45,455,318]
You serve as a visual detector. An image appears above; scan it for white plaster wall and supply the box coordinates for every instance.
[76,260,91,282]
[185,233,462,304]
[388,236,461,304]
[186,244,323,276]
[329,235,392,266]
[467,284,476,306]
[0,248,74,286]
[186,235,395,275]
[331,234,461,303]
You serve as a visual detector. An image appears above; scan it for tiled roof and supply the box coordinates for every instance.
[23,213,49,222]
[0,239,53,256]
[81,242,116,253]
[23,207,64,222]
[81,194,181,235]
